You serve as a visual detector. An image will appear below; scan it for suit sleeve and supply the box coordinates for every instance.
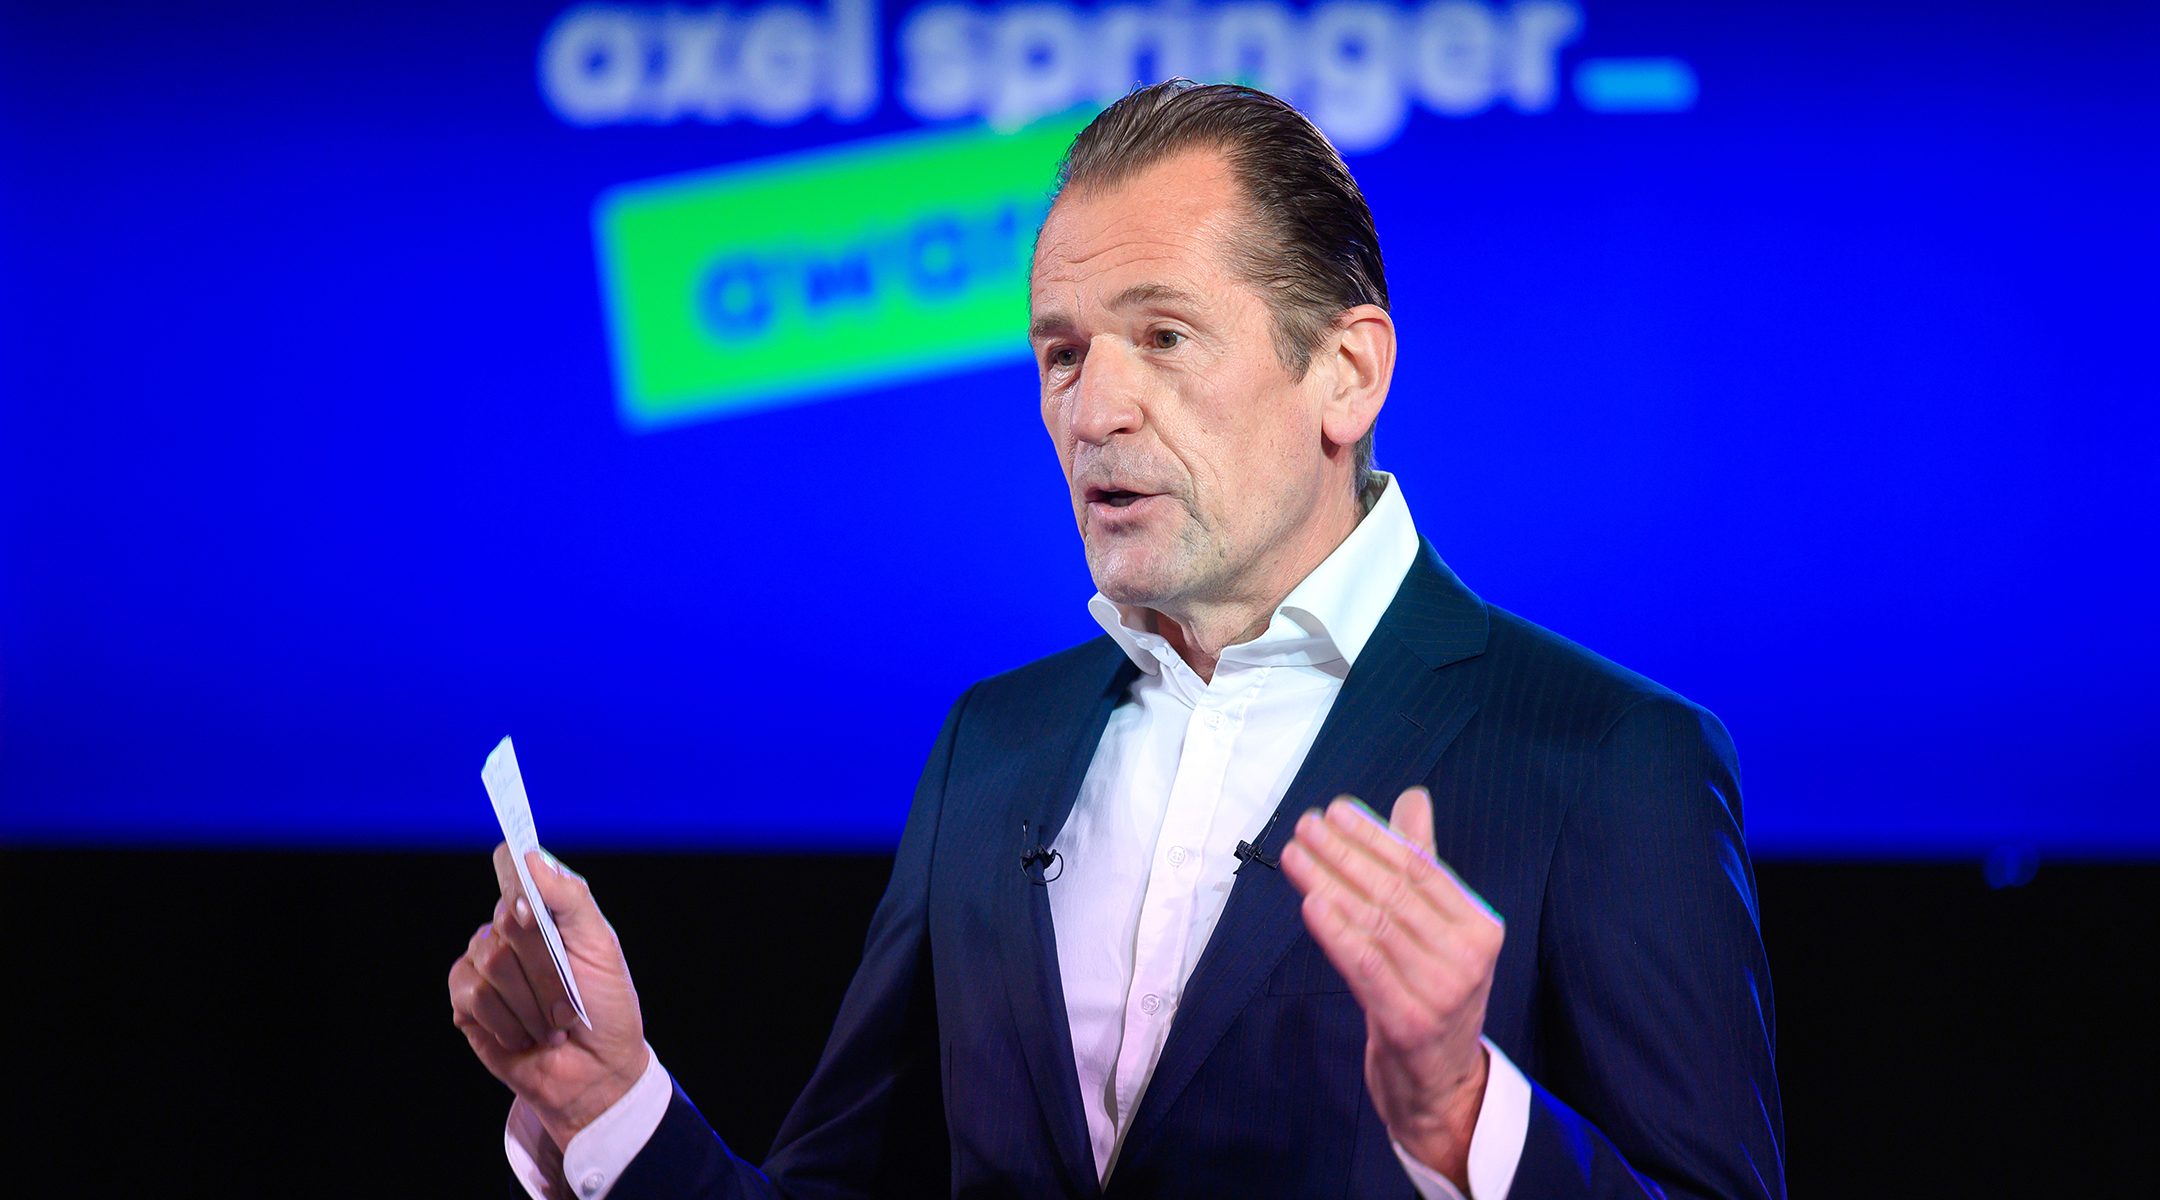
[608,686,970,1200]
[1512,696,1787,1199]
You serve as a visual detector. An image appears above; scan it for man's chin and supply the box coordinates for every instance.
[1086,558,1188,613]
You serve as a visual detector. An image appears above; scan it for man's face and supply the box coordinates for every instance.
[1029,150,1346,617]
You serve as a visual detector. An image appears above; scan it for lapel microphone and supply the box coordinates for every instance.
[1020,819,1064,885]
[1233,809,1284,873]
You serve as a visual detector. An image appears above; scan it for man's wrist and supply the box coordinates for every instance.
[537,1044,656,1152]
[1392,1043,1491,1188]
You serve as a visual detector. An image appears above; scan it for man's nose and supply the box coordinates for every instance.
[1068,339,1144,446]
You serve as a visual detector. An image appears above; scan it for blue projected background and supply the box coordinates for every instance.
[1,0,2154,854]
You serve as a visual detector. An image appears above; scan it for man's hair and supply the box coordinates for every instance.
[1049,80,1390,497]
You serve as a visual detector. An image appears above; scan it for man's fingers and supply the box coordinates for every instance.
[1282,799,1504,980]
[472,981,539,1052]
[479,845,596,1028]
[1287,819,1452,968]
[1389,787,1437,857]
[1307,887,1486,1054]
[499,888,580,1023]
[492,842,599,940]
[473,912,556,1041]
[1296,888,1428,1035]
[1290,804,1457,956]
[1320,797,1495,929]
[450,944,536,1053]
[1280,811,1390,918]
[491,840,521,900]
[1290,847,1499,1053]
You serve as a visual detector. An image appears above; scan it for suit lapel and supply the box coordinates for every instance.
[994,643,1139,1199]
[1111,544,1490,1177]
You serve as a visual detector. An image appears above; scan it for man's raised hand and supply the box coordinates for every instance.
[448,843,651,1149]
[1278,787,1504,1190]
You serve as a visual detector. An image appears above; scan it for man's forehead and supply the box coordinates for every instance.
[1029,152,1246,315]
[1028,247,1218,331]
[1030,227,1215,292]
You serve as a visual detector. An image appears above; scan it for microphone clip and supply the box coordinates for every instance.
[1233,809,1285,873]
[1020,819,1064,885]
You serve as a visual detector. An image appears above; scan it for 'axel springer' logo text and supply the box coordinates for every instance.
[575,3,1696,430]
[544,0,1617,152]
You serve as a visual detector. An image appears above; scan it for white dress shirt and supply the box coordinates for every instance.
[1047,473,1527,1199]
[508,473,1530,1200]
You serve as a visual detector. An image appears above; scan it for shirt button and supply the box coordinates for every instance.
[579,1172,606,1196]
[1140,993,1162,1015]
[1167,845,1188,867]
[1205,711,1224,729]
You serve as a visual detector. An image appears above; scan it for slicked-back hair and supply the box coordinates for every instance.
[1048,80,1389,497]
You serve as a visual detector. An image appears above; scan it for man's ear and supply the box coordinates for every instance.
[1320,304,1395,453]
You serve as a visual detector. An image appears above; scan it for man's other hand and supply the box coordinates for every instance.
[1279,788,1503,1190]
[448,843,650,1149]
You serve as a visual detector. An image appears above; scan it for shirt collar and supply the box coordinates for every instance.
[1087,471,1423,677]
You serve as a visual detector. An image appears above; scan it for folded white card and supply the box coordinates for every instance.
[481,736,592,1029]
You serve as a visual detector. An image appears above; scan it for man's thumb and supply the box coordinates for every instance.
[524,848,603,937]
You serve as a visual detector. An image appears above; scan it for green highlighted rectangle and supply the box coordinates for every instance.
[594,114,1092,430]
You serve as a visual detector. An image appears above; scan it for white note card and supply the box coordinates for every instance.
[481,736,592,1029]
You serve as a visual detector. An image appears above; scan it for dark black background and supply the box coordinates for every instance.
[7,851,2155,1196]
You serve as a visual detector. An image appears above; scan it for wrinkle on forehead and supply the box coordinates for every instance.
[1028,150,1248,316]
[1031,227,1222,311]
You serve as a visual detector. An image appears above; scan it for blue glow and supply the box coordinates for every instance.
[1573,57,1700,112]
[1985,847,2041,889]
[1,0,2154,855]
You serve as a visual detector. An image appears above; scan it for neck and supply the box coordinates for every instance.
[1153,609,1265,684]
[1149,482,1367,683]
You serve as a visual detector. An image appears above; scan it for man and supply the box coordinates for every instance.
[450,81,1783,1198]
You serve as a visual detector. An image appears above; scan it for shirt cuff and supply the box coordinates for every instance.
[1390,1037,1532,1200]
[504,1047,672,1200]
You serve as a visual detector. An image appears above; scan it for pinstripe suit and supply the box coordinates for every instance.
[614,543,1785,1198]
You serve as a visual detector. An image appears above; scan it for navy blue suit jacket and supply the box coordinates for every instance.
[614,544,1784,1198]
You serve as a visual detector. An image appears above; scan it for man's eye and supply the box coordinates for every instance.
[1151,329,1184,349]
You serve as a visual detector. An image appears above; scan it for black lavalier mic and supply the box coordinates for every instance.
[1234,809,1284,873]
[1020,819,1064,885]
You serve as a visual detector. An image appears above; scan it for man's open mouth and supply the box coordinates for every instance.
[1086,486,1156,509]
